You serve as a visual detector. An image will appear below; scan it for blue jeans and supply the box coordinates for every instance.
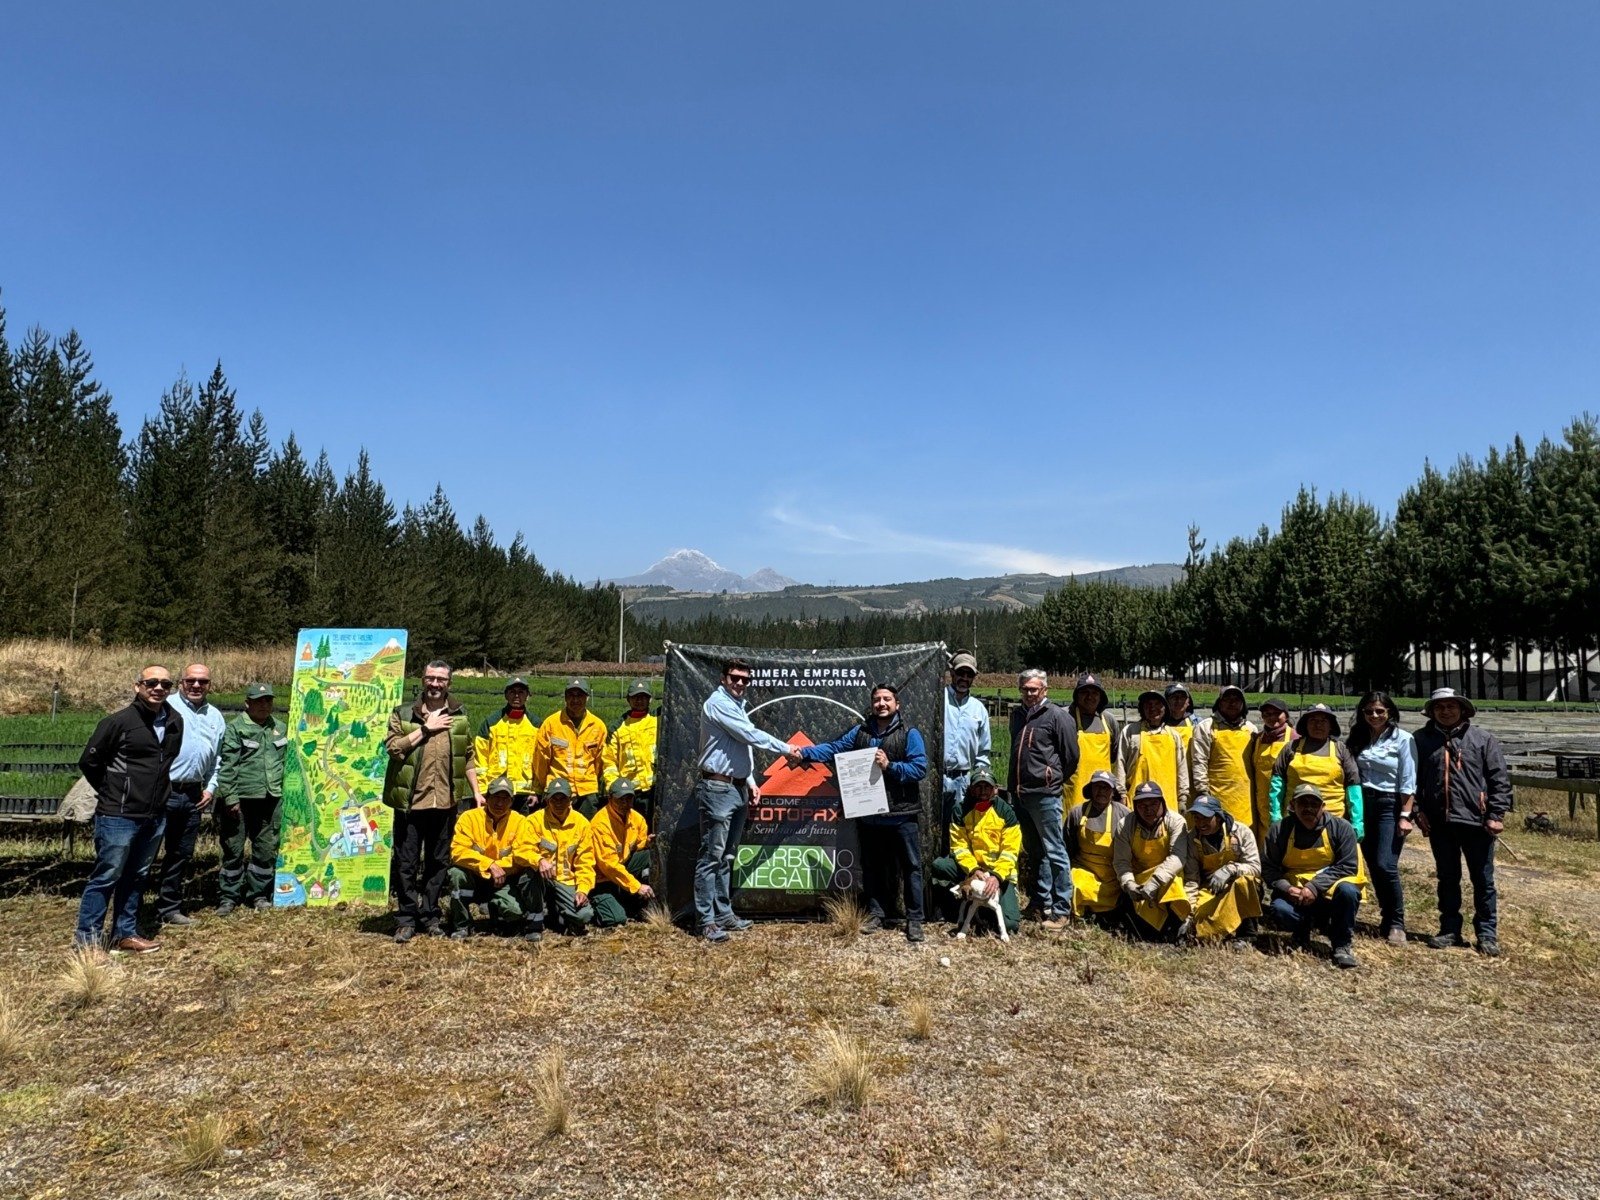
[1268,881,1361,948]
[1013,790,1073,916]
[1429,822,1498,940]
[76,813,167,947]
[1361,791,1406,930]
[693,778,748,930]
[859,813,924,923]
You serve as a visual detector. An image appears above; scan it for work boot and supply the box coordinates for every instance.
[214,900,236,917]
[906,920,925,944]
[1426,931,1466,950]
[523,925,544,945]
[393,924,415,945]
[447,926,470,941]
[253,899,272,912]
[859,914,884,935]
[1331,944,1359,970]
[1477,936,1501,958]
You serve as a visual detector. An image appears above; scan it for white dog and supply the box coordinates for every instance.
[950,873,1010,944]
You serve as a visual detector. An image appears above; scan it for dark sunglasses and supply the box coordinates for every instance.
[141,679,174,689]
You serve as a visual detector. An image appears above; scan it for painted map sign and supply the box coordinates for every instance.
[275,628,408,908]
[656,642,946,918]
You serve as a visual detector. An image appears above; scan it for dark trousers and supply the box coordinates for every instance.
[394,808,453,927]
[155,785,204,918]
[1429,822,1498,940]
[1361,791,1406,930]
[218,795,283,907]
[859,813,924,923]
[1268,881,1361,948]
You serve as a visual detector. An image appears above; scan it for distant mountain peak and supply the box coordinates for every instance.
[611,550,797,594]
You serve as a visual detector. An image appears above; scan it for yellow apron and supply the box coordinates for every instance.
[1131,821,1191,930]
[1068,721,1113,807]
[1251,732,1287,843]
[1070,805,1120,916]
[1281,824,1370,904]
[1190,829,1263,938]
[1286,738,1348,819]
[1168,720,1194,756]
[1128,727,1181,812]
[1208,724,1255,827]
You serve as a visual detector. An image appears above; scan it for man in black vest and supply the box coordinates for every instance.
[792,684,930,942]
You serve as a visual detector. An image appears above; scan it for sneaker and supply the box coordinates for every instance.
[719,916,754,933]
[703,926,730,944]
[906,920,925,943]
[1426,931,1466,950]
[1386,927,1408,947]
[111,936,161,955]
[1331,945,1359,970]
[214,901,236,917]
[1477,937,1501,958]
[859,914,884,935]
[162,912,197,927]
[253,899,271,912]
[393,925,416,945]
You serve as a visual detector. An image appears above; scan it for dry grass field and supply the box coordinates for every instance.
[1,790,1598,1199]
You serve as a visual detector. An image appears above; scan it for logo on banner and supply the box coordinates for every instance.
[732,731,855,892]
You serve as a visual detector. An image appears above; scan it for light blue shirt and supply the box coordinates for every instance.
[1355,724,1416,796]
[167,695,226,791]
[942,686,992,775]
[698,686,792,783]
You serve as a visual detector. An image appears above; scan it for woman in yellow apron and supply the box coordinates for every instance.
[1113,781,1191,938]
[1121,691,1190,812]
[1065,769,1128,921]
[1268,703,1365,837]
[1183,794,1263,941]
[1263,784,1369,969]
[1190,685,1258,829]
[1066,673,1123,807]
[1247,698,1292,844]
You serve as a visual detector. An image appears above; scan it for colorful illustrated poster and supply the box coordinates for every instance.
[275,629,408,907]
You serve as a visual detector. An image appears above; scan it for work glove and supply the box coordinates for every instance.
[1140,878,1164,902]
[1345,786,1366,838]
[1121,879,1143,901]
[1207,868,1233,893]
[1268,775,1285,822]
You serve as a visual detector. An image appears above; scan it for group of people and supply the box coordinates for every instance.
[71,654,1513,971]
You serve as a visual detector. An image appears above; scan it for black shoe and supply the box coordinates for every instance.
[860,914,884,934]
[162,912,198,927]
[906,920,925,944]
[1331,945,1359,970]
[393,925,415,945]
[253,898,271,912]
[1426,931,1466,950]
[523,926,544,944]
[214,901,236,917]
[1477,937,1501,958]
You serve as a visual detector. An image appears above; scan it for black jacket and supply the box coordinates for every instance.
[1413,720,1512,826]
[1009,701,1079,797]
[79,701,184,819]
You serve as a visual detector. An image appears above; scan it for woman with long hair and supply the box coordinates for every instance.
[1346,690,1417,945]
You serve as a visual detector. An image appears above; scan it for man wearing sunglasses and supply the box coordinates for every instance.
[74,667,185,953]
[153,663,227,928]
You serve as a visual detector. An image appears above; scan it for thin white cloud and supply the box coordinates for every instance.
[767,505,1118,577]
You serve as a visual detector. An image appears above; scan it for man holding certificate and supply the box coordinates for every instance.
[792,684,930,942]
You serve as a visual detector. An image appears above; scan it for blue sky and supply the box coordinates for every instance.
[4,4,1596,585]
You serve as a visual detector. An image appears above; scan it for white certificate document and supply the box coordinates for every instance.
[835,747,890,819]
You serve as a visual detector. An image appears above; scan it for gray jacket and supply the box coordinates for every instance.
[1009,701,1079,797]
[1413,720,1512,826]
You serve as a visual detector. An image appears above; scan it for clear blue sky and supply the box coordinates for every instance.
[4,4,1595,585]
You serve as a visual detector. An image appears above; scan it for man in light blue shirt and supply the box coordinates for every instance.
[941,650,991,833]
[694,657,800,942]
[156,663,227,927]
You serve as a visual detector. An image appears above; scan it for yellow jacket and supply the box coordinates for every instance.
[474,709,540,794]
[589,804,651,893]
[532,709,608,796]
[520,807,596,893]
[949,796,1023,883]
[451,807,533,878]
[603,713,659,791]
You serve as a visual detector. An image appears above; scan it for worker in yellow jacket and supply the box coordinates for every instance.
[533,677,608,817]
[929,768,1021,934]
[519,779,596,935]
[445,775,542,941]
[603,679,659,825]
[474,677,540,811]
[590,778,654,926]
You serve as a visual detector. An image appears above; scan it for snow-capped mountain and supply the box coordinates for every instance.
[611,550,798,594]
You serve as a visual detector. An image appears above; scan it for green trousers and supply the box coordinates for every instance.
[591,849,653,927]
[531,875,594,932]
[574,793,604,820]
[218,795,283,907]
[930,855,1022,933]
[446,867,540,929]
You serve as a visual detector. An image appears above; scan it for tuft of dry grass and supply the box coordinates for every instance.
[0,991,26,1060]
[905,998,933,1042]
[640,902,676,932]
[169,1112,232,1175]
[800,1025,876,1111]
[820,892,867,939]
[532,1047,571,1136]
[58,947,119,1012]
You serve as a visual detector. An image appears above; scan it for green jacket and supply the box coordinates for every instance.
[383,701,472,812]
[216,712,288,803]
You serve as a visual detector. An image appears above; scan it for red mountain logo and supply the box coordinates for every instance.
[758,732,839,800]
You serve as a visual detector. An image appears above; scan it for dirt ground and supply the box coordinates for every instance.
[3,804,1599,1200]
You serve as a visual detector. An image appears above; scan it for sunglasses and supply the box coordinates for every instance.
[141,679,174,689]
[181,678,210,687]
[726,675,752,685]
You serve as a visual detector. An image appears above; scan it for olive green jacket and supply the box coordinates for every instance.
[383,701,472,811]
[216,713,288,803]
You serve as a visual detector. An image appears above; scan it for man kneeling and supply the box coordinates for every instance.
[591,778,654,927]
[1113,781,1192,940]
[931,768,1020,936]
[447,775,541,942]
[1264,783,1368,969]
[1183,794,1263,946]
[522,778,596,936]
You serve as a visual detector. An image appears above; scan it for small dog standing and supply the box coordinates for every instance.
[950,875,1010,944]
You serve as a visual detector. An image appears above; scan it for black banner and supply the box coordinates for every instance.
[654,641,947,918]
